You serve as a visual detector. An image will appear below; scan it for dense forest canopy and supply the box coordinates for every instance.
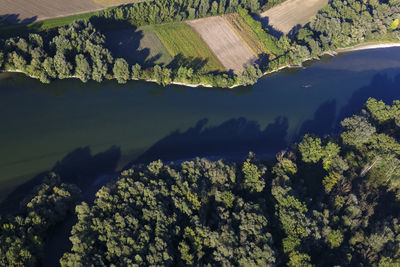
[60,98,400,266]
[2,98,400,265]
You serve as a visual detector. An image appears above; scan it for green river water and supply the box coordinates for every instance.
[1,48,400,202]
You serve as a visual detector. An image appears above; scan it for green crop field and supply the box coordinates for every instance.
[151,22,225,73]
[224,13,271,57]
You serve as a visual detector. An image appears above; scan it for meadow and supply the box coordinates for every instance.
[106,27,173,67]
[151,22,225,73]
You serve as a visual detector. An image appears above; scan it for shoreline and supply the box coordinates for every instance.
[261,41,400,78]
[335,42,400,53]
[2,41,400,88]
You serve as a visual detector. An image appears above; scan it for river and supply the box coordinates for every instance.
[1,47,400,203]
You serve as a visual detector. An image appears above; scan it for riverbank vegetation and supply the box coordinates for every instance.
[1,98,400,265]
[0,174,80,266]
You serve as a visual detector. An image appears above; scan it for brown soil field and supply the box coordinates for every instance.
[260,0,329,34]
[0,0,104,23]
[93,0,143,7]
[223,13,270,56]
[187,16,256,73]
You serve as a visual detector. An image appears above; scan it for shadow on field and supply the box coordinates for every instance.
[0,14,43,39]
[0,13,37,24]
[256,15,284,38]
[167,53,209,72]
[0,146,121,214]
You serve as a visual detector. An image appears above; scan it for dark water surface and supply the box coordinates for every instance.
[1,48,400,202]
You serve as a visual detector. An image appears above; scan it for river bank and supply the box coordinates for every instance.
[336,42,400,53]
[2,41,400,89]
[261,41,400,78]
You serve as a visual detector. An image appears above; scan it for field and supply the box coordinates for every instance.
[224,13,270,56]
[0,0,104,24]
[93,0,143,6]
[106,27,173,66]
[0,11,105,39]
[187,16,256,73]
[260,0,329,34]
[152,22,225,73]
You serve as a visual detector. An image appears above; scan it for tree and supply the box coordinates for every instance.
[153,65,172,86]
[341,115,376,147]
[210,1,218,14]
[43,57,57,79]
[298,135,324,163]
[242,159,265,192]
[327,229,344,248]
[75,54,91,82]
[239,64,262,85]
[131,63,142,79]
[9,51,27,70]
[53,53,72,79]
[113,58,130,84]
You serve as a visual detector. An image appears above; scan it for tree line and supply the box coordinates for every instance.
[293,0,400,62]
[0,20,252,87]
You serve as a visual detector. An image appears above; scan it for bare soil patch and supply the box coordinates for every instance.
[0,0,103,23]
[260,0,329,34]
[187,16,256,73]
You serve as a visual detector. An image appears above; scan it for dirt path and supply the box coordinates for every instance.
[187,16,256,73]
[0,0,104,23]
[260,0,329,34]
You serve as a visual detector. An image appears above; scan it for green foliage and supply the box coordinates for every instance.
[237,7,283,56]
[242,157,265,192]
[0,173,80,267]
[288,251,312,267]
[220,191,235,208]
[113,58,130,84]
[239,64,263,85]
[152,22,225,73]
[61,158,276,266]
[341,115,376,147]
[75,54,91,82]
[298,135,324,163]
[322,172,340,193]
[327,229,344,248]
[101,0,263,27]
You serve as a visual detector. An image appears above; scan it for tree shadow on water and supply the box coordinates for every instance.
[0,146,121,214]
[131,116,289,165]
[337,72,400,123]
[297,100,337,139]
